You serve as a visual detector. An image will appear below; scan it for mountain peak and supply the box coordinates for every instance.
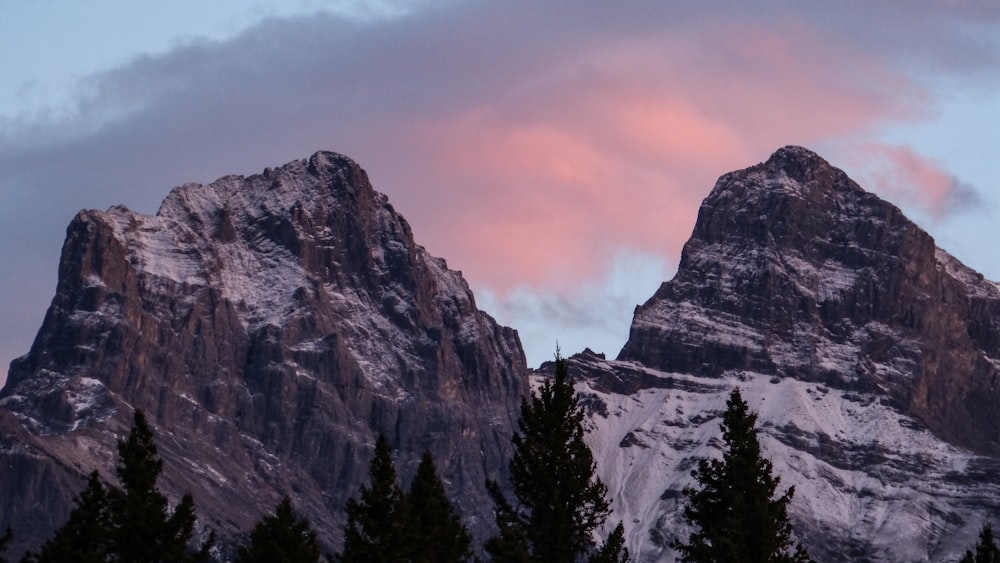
[765,144,828,171]
[759,144,853,193]
[620,145,1000,455]
[0,151,527,555]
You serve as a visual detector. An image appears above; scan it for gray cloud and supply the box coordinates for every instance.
[1,0,997,379]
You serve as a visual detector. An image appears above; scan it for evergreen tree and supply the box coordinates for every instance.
[407,451,473,563]
[486,353,628,563]
[32,471,112,562]
[672,388,812,563]
[236,495,320,563]
[108,409,213,563]
[340,434,410,563]
[961,522,1000,563]
[590,522,629,563]
[0,526,11,563]
[484,481,532,563]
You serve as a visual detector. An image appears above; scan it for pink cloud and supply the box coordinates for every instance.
[382,19,931,295]
[842,143,981,220]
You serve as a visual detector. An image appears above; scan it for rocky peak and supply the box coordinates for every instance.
[619,146,1000,456]
[0,151,527,556]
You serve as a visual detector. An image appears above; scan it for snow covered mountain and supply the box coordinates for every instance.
[2,146,998,562]
[0,152,527,556]
[551,147,1000,562]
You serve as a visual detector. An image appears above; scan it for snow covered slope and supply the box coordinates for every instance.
[539,351,1000,562]
[565,147,1000,562]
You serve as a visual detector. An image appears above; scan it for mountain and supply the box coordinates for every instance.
[3,146,999,562]
[555,147,1000,562]
[0,151,527,557]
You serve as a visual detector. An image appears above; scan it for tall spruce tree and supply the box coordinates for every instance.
[340,434,411,563]
[961,522,1000,563]
[236,495,320,563]
[672,387,812,563]
[109,409,214,563]
[407,451,473,563]
[486,353,628,563]
[32,471,112,562]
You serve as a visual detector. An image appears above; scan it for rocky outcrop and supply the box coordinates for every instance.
[618,146,1000,457]
[0,151,527,556]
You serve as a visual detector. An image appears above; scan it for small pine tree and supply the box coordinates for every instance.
[32,471,112,562]
[340,434,411,563]
[487,352,627,563]
[407,451,472,563]
[0,526,11,563]
[672,387,812,563]
[109,409,213,563]
[961,523,1000,563]
[590,522,629,563]
[236,495,320,563]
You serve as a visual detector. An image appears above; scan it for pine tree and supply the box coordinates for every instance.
[590,522,630,563]
[672,387,812,563]
[236,495,320,563]
[484,480,532,563]
[32,470,112,562]
[961,522,1000,563]
[407,451,472,563]
[486,353,628,563]
[340,434,411,563]
[108,409,214,563]
[0,526,11,563]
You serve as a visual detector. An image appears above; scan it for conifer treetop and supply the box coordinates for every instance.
[673,388,812,563]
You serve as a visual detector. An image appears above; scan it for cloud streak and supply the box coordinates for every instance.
[845,143,984,220]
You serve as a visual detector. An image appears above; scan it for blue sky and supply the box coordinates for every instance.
[1,1,998,384]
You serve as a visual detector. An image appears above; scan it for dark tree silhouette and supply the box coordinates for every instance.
[672,388,811,563]
[236,495,320,563]
[961,522,1000,563]
[487,353,628,563]
[407,451,472,563]
[0,526,12,563]
[339,434,411,563]
[108,409,214,563]
[31,471,112,562]
[24,410,213,563]
[591,522,630,563]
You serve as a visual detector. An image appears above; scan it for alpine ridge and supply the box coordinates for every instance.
[0,151,527,557]
[563,146,1000,562]
[619,146,1000,457]
[3,146,1000,562]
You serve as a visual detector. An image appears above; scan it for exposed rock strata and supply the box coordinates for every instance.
[0,151,527,556]
[618,146,1000,456]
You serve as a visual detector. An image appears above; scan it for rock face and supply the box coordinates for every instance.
[619,146,1000,456]
[0,151,527,556]
[566,147,1000,562]
[4,145,1000,562]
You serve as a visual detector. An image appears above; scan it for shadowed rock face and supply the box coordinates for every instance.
[618,146,1000,457]
[0,151,527,556]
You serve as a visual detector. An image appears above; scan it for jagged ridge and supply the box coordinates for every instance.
[0,151,527,556]
[619,146,1000,457]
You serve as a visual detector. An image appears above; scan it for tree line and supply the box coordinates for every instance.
[3,354,994,562]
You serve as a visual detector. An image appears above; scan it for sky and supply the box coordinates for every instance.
[1,1,998,385]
